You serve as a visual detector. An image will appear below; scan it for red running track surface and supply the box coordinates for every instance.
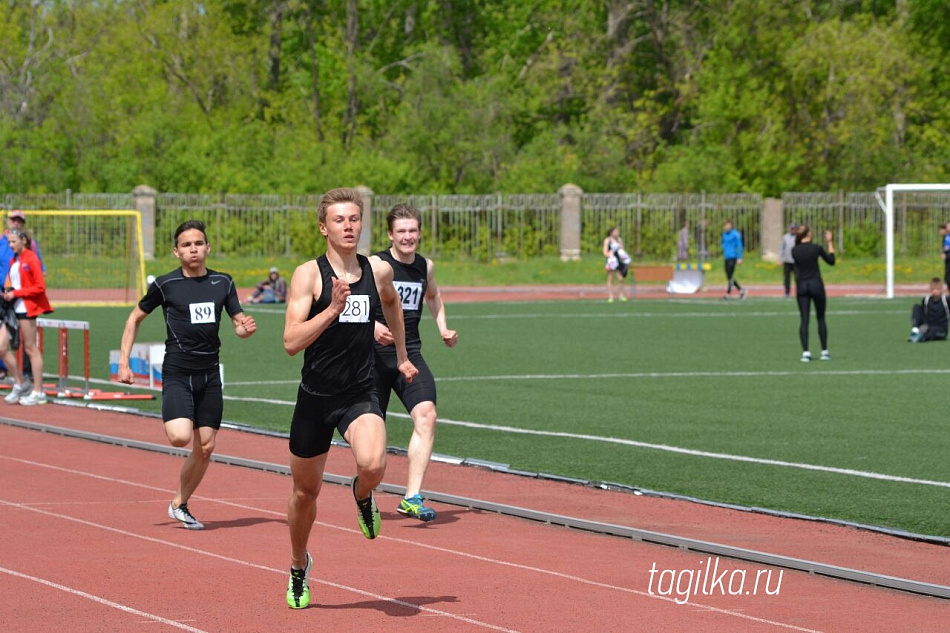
[0,405,947,632]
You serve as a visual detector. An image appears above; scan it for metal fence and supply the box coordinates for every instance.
[783,191,950,257]
[372,194,561,259]
[6,189,950,261]
[581,193,763,260]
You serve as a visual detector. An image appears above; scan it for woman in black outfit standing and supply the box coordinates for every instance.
[792,225,836,362]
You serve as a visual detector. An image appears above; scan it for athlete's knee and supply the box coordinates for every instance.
[164,419,195,447]
[166,430,192,448]
[197,437,216,460]
[411,404,437,437]
[357,455,387,487]
[290,479,320,504]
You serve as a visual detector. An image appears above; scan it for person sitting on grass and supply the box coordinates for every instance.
[908,277,949,343]
[245,267,287,304]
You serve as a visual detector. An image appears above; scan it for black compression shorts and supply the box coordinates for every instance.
[161,369,224,429]
[373,351,437,418]
[289,385,383,458]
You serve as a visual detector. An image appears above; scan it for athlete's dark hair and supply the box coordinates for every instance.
[796,224,811,244]
[386,204,421,231]
[606,226,618,237]
[318,187,363,223]
[931,277,943,287]
[174,220,207,245]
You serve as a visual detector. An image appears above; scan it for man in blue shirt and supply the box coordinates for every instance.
[721,220,746,299]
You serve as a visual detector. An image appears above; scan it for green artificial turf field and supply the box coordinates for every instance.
[41,296,950,538]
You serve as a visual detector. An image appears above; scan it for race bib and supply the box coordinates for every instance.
[189,302,216,324]
[393,281,423,311]
[339,294,371,323]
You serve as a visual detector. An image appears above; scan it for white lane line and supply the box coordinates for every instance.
[0,565,208,632]
[226,367,950,387]
[390,414,949,489]
[447,309,902,320]
[85,367,950,392]
[0,498,521,633]
[433,368,950,382]
[70,373,949,488]
[0,487,821,632]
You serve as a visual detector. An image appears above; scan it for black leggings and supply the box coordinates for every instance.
[797,283,827,351]
[724,258,741,293]
[783,263,794,295]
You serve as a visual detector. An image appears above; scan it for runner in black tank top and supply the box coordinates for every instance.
[300,254,379,396]
[118,220,257,531]
[791,225,836,362]
[371,204,458,522]
[282,188,418,609]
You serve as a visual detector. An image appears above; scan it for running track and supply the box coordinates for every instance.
[0,403,946,632]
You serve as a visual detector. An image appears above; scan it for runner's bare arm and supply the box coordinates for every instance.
[369,254,394,346]
[372,258,417,382]
[283,261,347,356]
[425,258,457,348]
[117,306,148,384]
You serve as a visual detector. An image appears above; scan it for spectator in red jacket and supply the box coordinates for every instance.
[1,228,53,406]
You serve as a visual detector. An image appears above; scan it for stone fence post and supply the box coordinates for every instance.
[760,197,783,262]
[133,185,157,259]
[356,185,374,255]
[559,183,583,261]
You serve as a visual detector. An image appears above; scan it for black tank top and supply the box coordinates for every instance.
[373,249,427,355]
[301,254,380,396]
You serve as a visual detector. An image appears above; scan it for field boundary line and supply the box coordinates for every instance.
[446,309,903,320]
[418,413,950,489]
[51,381,950,488]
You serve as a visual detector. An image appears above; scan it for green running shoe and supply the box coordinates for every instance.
[397,494,437,522]
[286,552,312,609]
[351,477,380,539]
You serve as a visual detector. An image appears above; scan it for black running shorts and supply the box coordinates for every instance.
[373,351,436,418]
[161,369,224,429]
[289,386,383,459]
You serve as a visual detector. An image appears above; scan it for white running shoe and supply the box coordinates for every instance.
[820,350,832,361]
[801,351,812,363]
[18,391,48,406]
[168,502,205,530]
[5,383,30,404]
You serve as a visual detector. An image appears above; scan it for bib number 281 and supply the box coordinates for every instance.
[339,295,370,323]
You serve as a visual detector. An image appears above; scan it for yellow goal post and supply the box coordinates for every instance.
[2,209,147,306]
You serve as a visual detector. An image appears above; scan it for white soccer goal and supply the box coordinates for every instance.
[875,184,950,299]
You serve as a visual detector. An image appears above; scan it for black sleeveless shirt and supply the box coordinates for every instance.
[373,249,427,355]
[301,254,380,396]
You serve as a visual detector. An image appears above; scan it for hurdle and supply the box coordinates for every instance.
[36,318,90,397]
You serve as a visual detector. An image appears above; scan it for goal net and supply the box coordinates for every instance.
[875,184,950,299]
[5,210,147,306]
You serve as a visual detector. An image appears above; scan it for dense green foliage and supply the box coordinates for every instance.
[1,1,948,196]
